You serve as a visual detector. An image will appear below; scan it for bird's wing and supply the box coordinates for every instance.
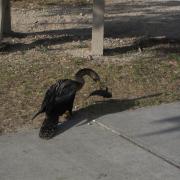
[40,84,57,112]
[37,79,80,112]
[32,84,56,120]
[54,79,80,103]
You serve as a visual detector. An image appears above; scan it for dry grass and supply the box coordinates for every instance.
[0,47,180,134]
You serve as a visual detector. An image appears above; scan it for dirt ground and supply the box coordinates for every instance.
[0,0,180,134]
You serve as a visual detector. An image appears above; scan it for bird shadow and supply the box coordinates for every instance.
[53,93,162,138]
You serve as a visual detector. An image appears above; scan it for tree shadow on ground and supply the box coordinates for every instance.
[2,1,180,54]
[138,115,180,137]
[0,28,91,53]
[104,36,180,55]
[2,32,180,55]
[54,93,162,137]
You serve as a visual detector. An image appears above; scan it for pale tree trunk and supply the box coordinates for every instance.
[92,0,105,56]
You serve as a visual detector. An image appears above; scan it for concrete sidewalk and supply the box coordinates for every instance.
[0,102,180,180]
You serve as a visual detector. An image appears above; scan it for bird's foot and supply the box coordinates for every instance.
[63,111,72,120]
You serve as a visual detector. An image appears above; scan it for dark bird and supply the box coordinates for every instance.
[32,68,100,139]
[88,87,112,98]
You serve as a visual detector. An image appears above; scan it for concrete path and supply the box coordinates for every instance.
[0,102,180,180]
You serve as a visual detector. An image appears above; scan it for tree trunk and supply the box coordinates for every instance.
[0,0,11,38]
[92,0,105,56]
[0,0,3,42]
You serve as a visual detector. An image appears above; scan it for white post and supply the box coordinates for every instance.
[92,0,105,56]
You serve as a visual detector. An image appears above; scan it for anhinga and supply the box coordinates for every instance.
[32,68,101,139]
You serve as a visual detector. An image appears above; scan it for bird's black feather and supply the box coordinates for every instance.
[32,68,101,139]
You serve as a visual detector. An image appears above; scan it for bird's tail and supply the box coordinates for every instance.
[32,110,42,120]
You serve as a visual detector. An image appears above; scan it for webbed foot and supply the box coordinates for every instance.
[63,111,72,119]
